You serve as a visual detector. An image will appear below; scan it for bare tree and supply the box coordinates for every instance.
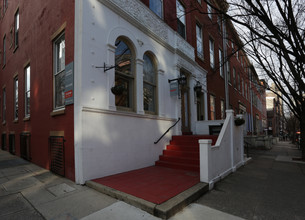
[194,0,305,158]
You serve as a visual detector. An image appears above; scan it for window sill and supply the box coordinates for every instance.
[23,116,30,121]
[13,45,18,53]
[50,108,65,117]
[13,119,18,123]
[2,121,6,125]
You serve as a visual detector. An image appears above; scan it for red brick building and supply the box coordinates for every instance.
[0,0,75,180]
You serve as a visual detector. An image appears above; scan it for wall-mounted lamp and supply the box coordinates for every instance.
[194,81,203,94]
[168,75,187,85]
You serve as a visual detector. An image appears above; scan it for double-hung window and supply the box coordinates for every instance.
[14,9,19,48]
[14,77,18,120]
[25,65,30,117]
[53,33,65,109]
[176,0,186,39]
[219,49,223,77]
[196,24,203,59]
[150,0,162,18]
[209,38,215,68]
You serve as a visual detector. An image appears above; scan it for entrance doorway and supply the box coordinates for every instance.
[180,73,191,134]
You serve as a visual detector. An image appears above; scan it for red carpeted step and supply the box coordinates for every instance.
[162,149,199,158]
[166,145,199,152]
[155,135,218,172]
[159,155,199,165]
[155,160,199,172]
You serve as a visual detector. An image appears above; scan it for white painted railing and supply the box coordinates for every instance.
[199,110,245,189]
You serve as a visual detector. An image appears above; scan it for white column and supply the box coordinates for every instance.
[136,59,144,114]
[158,69,165,117]
[199,139,212,183]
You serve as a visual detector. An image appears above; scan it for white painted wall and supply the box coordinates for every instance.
[74,0,208,183]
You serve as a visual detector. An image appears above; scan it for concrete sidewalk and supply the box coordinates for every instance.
[0,150,118,220]
[0,149,245,220]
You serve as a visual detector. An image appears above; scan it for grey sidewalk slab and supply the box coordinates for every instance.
[81,201,160,220]
[169,203,245,220]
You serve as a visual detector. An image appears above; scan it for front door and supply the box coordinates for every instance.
[180,74,191,134]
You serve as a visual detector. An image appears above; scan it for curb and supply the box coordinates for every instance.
[86,181,209,219]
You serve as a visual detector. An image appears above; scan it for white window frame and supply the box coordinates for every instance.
[53,32,65,110]
[25,65,30,117]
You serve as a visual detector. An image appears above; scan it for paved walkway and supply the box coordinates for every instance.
[1,141,304,219]
[195,141,305,220]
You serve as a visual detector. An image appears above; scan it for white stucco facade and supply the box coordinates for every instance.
[74,0,208,184]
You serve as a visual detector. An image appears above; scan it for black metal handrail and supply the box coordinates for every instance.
[154,118,181,144]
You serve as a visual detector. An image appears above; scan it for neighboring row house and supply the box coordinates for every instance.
[0,0,266,184]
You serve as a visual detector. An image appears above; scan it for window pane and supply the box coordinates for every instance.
[143,54,156,84]
[219,49,223,77]
[56,35,65,73]
[54,34,65,109]
[177,0,186,38]
[144,83,155,112]
[55,71,65,108]
[196,25,203,58]
[143,53,156,113]
[115,39,133,109]
[25,66,30,116]
[150,0,162,18]
[14,78,18,119]
[115,40,132,76]
[209,39,214,68]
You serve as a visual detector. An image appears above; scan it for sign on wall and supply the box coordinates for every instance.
[170,81,179,97]
[65,62,74,105]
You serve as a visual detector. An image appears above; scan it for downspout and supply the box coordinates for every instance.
[223,15,229,110]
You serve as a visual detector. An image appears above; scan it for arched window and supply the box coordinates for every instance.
[114,38,134,109]
[143,53,157,114]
